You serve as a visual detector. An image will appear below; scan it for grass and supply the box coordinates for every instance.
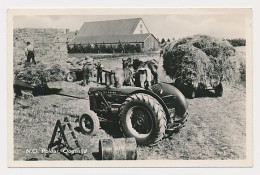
[138,84,246,160]
[13,52,246,160]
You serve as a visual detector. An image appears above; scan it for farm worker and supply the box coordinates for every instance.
[82,56,94,86]
[25,42,36,64]
[96,60,104,84]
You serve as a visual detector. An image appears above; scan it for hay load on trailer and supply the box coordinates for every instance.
[162,35,243,98]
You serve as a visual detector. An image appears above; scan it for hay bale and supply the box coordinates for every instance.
[163,35,243,83]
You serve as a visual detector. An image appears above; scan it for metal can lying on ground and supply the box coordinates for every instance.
[99,138,137,160]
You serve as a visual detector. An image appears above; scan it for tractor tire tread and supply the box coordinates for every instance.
[119,93,166,146]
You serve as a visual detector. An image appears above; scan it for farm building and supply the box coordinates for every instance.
[68,18,160,51]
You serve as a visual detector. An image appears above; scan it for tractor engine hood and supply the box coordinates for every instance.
[89,86,144,95]
[151,83,188,116]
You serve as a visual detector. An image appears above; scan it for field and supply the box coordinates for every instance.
[13,49,246,160]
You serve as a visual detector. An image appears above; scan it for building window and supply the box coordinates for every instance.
[140,30,143,34]
[140,24,142,28]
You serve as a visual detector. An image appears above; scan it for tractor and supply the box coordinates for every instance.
[79,83,189,146]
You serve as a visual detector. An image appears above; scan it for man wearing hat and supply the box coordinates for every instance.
[96,60,103,84]
[25,42,36,64]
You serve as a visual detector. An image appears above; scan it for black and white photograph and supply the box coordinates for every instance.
[7,8,252,167]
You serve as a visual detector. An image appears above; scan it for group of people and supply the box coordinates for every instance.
[82,56,159,89]
[82,56,104,86]
[24,42,158,89]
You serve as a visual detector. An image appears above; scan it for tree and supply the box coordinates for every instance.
[93,43,99,53]
[85,43,92,53]
[115,41,124,53]
[161,38,166,44]
[100,42,107,53]
[106,44,114,53]
[79,43,84,53]
[167,38,170,42]
[227,38,246,47]
[73,44,79,53]
[135,42,141,53]
[124,42,131,53]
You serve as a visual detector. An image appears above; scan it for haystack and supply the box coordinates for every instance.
[163,35,244,83]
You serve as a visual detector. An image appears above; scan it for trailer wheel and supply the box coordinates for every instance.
[79,111,100,136]
[189,89,196,99]
[119,93,167,146]
[215,83,223,97]
[66,72,76,82]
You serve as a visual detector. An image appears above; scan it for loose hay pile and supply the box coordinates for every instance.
[14,57,87,86]
[14,62,69,86]
[163,35,245,84]
[13,57,88,86]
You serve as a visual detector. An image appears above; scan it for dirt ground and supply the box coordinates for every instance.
[13,51,246,160]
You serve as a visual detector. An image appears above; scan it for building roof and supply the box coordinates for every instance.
[69,33,151,44]
[77,18,142,37]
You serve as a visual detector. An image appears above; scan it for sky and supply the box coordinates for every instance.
[13,14,248,40]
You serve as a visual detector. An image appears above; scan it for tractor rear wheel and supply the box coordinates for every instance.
[79,111,100,136]
[119,93,167,146]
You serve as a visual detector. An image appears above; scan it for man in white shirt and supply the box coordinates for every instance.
[25,42,36,64]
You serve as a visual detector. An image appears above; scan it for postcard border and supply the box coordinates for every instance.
[7,8,253,167]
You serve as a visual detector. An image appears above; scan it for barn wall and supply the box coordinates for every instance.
[144,35,160,50]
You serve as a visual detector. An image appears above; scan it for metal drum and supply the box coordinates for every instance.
[99,138,137,160]
[105,72,111,87]
[110,72,115,86]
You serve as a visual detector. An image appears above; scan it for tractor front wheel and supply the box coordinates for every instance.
[79,111,100,136]
[119,93,167,146]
